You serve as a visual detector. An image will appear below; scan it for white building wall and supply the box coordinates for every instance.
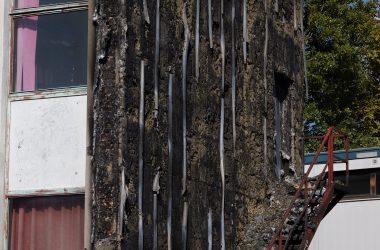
[309,199,380,250]
[305,157,380,177]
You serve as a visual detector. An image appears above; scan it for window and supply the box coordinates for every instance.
[9,195,84,250]
[335,169,380,197]
[11,0,87,92]
[7,1,87,249]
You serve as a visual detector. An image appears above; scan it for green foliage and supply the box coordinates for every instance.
[304,0,380,151]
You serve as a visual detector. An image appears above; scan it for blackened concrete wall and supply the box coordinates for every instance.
[90,0,305,249]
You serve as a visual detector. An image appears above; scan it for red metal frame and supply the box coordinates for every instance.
[266,127,349,250]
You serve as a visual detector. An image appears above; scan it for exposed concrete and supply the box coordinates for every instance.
[91,0,305,249]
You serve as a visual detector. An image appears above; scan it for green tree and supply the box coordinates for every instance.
[304,0,380,152]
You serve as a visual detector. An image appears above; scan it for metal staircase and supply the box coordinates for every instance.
[266,127,349,250]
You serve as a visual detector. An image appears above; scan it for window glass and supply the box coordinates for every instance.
[13,10,87,92]
[346,173,371,196]
[15,0,85,9]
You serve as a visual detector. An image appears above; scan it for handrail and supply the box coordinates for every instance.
[284,163,328,248]
[266,127,349,249]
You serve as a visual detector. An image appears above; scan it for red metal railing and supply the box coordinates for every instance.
[266,127,349,250]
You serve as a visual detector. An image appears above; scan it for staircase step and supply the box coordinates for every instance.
[334,181,347,194]
[266,130,349,250]
[287,245,300,250]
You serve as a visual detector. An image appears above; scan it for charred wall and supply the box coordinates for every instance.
[91,0,305,249]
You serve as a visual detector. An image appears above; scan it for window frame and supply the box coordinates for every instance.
[9,0,88,96]
[337,168,380,200]
[8,194,85,250]
[10,1,87,17]
[1,1,89,248]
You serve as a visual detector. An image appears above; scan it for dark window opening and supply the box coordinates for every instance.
[274,72,292,178]
[335,168,380,197]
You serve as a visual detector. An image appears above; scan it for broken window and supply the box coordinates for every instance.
[336,169,380,197]
[273,72,292,178]
[11,0,87,92]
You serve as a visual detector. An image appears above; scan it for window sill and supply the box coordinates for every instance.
[340,195,380,202]
[9,86,87,101]
[10,1,88,17]
[6,187,85,198]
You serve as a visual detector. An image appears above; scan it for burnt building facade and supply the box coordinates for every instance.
[90,0,306,249]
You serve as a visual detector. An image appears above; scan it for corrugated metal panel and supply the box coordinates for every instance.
[10,195,84,250]
[309,199,380,250]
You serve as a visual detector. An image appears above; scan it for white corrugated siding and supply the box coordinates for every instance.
[309,199,380,250]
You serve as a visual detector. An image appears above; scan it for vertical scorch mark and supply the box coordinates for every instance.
[232,0,236,157]
[143,0,150,24]
[153,172,160,250]
[243,0,247,64]
[263,0,269,169]
[138,60,145,250]
[154,0,160,128]
[220,0,226,249]
[208,0,213,48]
[195,0,200,80]
[208,209,213,250]
[167,74,173,250]
[181,5,190,250]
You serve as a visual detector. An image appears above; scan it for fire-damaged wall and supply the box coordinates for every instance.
[90,0,305,249]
